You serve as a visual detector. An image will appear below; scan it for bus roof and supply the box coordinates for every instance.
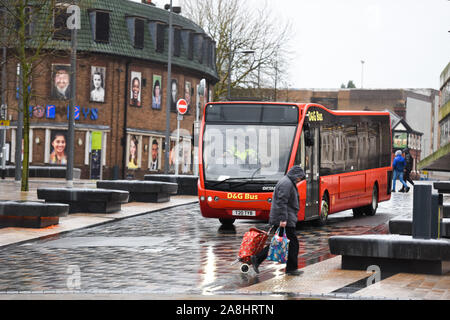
[206,101,391,117]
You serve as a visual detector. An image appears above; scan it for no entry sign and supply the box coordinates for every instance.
[176,99,188,115]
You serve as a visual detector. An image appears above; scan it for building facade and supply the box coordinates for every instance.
[418,61,450,176]
[1,0,218,179]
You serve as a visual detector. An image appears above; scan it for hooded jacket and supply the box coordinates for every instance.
[392,153,406,172]
[269,165,306,227]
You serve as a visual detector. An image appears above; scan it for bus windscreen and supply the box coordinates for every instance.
[205,104,298,124]
[203,104,299,185]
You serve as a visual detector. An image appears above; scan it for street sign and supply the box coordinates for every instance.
[176,99,188,115]
[0,120,10,127]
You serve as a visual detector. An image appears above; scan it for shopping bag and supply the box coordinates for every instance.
[238,228,269,264]
[266,227,290,263]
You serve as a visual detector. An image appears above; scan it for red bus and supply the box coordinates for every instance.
[198,102,392,226]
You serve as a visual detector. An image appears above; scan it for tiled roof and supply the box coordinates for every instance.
[40,0,218,81]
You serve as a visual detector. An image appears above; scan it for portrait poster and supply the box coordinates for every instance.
[127,134,141,169]
[49,130,68,165]
[90,66,106,103]
[170,79,178,112]
[152,75,162,110]
[130,71,142,107]
[149,137,161,171]
[51,64,71,100]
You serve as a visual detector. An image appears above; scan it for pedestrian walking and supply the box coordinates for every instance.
[250,165,306,276]
[399,148,414,192]
[392,150,409,193]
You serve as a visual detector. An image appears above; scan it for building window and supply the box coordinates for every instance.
[89,10,110,43]
[194,33,203,63]
[53,3,71,40]
[173,27,181,57]
[134,18,145,49]
[156,23,165,53]
[13,6,33,38]
[187,32,194,60]
[126,16,145,49]
[149,21,166,53]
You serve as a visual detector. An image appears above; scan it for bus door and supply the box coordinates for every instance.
[304,124,320,220]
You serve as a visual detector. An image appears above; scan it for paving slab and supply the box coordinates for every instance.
[239,256,369,297]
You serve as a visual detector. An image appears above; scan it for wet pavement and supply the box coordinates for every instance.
[0,179,418,296]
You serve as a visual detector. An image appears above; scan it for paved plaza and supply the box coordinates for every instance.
[0,178,449,300]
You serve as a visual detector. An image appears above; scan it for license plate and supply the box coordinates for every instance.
[232,210,256,217]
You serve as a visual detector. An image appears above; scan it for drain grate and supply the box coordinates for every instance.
[331,272,397,295]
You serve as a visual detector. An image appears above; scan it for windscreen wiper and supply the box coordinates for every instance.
[230,176,267,189]
[209,177,249,188]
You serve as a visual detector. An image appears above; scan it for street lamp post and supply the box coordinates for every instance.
[361,60,365,89]
[226,23,254,100]
[164,0,173,174]
[66,4,81,187]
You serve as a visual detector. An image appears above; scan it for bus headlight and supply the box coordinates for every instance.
[207,196,213,202]
[214,196,219,201]
[200,196,205,201]
[267,198,272,203]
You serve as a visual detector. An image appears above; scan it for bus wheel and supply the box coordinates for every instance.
[219,218,235,226]
[364,185,378,216]
[315,194,329,226]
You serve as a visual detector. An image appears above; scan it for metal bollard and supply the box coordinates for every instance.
[430,193,443,239]
[413,185,431,239]
[412,184,443,239]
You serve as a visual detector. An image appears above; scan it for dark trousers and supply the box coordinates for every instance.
[403,170,414,186]
[255,226,299,272]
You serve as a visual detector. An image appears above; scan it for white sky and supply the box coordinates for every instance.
[143,0,450,90]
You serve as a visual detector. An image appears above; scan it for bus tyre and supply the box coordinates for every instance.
[364,185,378,216]
[219,218,235,226]
[315,194,329,226]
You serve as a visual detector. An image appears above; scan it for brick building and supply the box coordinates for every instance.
[1,0,218,179]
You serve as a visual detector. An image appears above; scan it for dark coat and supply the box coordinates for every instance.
[269,165,305,228]
[404,151,413,172]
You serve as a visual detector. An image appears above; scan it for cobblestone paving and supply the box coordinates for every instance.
[0,200,394,295]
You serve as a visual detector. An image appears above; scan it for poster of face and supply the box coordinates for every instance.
[149,137,161,171]
[90,66,106,103]
[170,79,178,112]
[127,134,140,169]
[51,64,71,100]
[152,75,162,110]
[184,81,191,112]
[49,130,68,165]
[130,71,142,107]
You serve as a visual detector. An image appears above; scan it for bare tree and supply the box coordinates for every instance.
[0,0,63,191]
[181,0,292,101]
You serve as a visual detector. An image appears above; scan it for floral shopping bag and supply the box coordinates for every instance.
[266,227,290,263]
